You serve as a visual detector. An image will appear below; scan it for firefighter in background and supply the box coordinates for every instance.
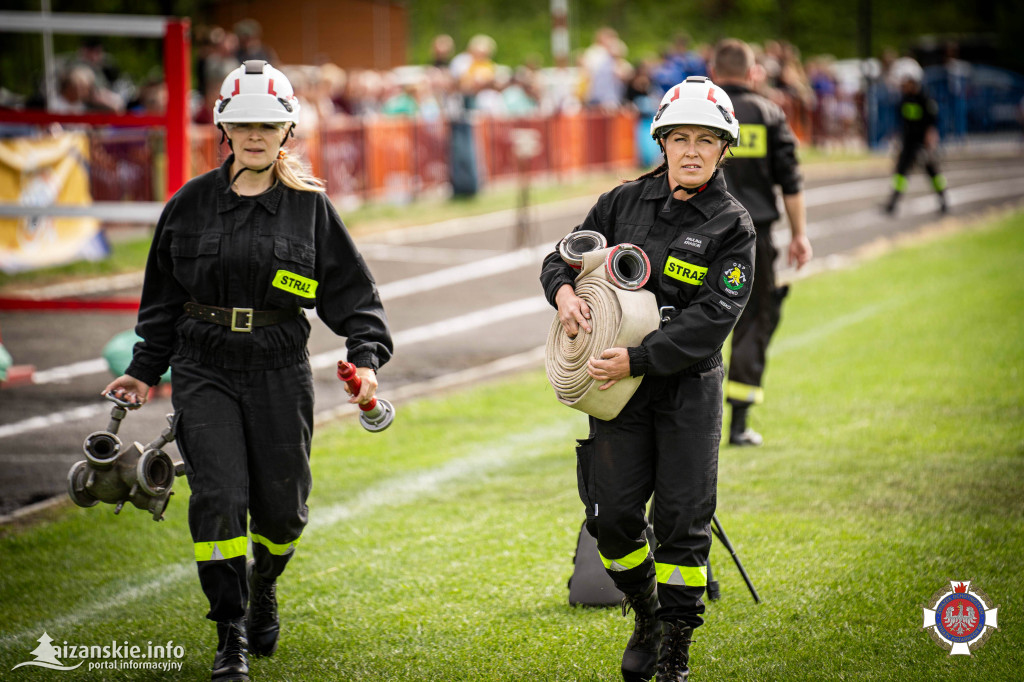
[103,61,392,681]
[541,77,755,681]
[884,57,949,216]
[711,38,812,447]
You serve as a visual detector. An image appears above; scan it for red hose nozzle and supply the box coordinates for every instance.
[336,361,395,432]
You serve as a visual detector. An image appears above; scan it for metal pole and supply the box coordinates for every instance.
[551,0,569,68]
[41,0,57,109]
[711,514,761,604]
[163,18,191,199]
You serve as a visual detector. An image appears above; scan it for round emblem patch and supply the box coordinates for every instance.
[922,580,999,655]
[720,261,749,297]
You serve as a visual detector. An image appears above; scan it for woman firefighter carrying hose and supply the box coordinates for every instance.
[103,61,392,681]
[541,77,756,681]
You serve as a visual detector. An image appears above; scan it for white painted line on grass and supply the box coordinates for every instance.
[0,416,574,650]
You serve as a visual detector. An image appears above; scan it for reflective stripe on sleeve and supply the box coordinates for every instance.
[655,563,708,587]
[251,532,301,556]
[194,536,248,562]
[599,545,651,572]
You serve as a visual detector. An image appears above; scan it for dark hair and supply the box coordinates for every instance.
[628,160,668,183]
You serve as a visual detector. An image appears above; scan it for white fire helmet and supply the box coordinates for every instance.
[650,76,739,145]
[891,57,924,84]
[213,60,301,126]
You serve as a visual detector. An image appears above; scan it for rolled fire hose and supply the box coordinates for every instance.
[545,243,661,421]
[558,230,607,270]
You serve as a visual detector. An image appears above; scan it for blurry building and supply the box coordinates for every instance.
[210,0,407,69]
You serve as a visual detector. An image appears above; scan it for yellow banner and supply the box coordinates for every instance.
[0,133,106,274]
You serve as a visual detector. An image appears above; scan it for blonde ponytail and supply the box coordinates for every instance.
[272,149,325,193]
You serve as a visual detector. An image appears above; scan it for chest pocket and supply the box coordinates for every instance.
[659,232,716,307]
[170,233,221,297]
[266,236,318,308]
[613,222,651,248]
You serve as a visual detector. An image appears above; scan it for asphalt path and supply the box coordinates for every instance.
[1,151,1023,518]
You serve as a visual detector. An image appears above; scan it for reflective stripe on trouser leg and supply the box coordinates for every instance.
[195,535,249,562]
[251,532,301,556]
[892,174,908,192]
[655,563,708,587]
[932,174,947,192]
[726,380,764,405]
[600,544,652,572]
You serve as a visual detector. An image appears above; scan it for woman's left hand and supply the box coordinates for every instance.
[587,347,630,390]
[346,367,378,405]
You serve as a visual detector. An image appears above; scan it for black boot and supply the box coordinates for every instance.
[212,619,249,682]
[655,621,693,682]
[938,190,949,215]
[883,191,900,216]
[729,403,762,447]
[621,581,662,682]
[246,559,280,657]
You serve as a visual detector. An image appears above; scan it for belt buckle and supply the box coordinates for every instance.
[659,305,678,325]
[230,307,254,333]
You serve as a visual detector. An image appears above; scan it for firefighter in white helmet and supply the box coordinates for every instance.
[884,57,948,215]
[541,76,756,682]
[104,61,392,681]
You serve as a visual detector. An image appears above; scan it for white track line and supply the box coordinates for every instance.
[12,174,1024,389]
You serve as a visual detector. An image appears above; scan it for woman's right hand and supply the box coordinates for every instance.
[555,284,592,338]
[101,375,152,409]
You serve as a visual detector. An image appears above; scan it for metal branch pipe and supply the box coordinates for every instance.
[545,242,660,421]
[67,394,183,521]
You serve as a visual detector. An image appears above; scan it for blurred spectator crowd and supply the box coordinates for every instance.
[6,19,1020,158]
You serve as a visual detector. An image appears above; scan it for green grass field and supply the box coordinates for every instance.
[2,211,1022,681]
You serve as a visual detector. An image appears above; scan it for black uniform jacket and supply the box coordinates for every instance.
[720,84,802,226]
[898,88,939,146]
[126,156,392,387]
[541,171,756,377]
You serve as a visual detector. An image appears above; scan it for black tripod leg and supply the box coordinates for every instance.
[706,557,720,601]
[711,514,761,604]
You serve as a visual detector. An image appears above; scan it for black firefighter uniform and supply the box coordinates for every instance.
[720,82,803,409]
[126,157,392,621]
[541,170,756,625]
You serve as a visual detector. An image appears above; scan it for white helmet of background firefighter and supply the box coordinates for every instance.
[213,60,300,132]
[890,57,924,85]
[650,76,739,146]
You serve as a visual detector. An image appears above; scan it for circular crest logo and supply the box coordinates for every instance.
[922,580,999,655]
[721,261,749,297]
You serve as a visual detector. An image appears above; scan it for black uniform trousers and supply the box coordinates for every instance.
[895,141,942,183]
[172,354,313,622]
[728,222,788,406]
[576,364,724,627]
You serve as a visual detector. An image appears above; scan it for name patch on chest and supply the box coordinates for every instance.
[272,270,318,298]
[664,256,708,286]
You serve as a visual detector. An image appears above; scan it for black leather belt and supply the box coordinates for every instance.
[183,302,299,333]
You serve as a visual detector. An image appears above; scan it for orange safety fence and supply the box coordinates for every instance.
[86,108,642,204]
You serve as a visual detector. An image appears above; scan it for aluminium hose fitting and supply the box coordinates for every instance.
[67,394,184,521]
